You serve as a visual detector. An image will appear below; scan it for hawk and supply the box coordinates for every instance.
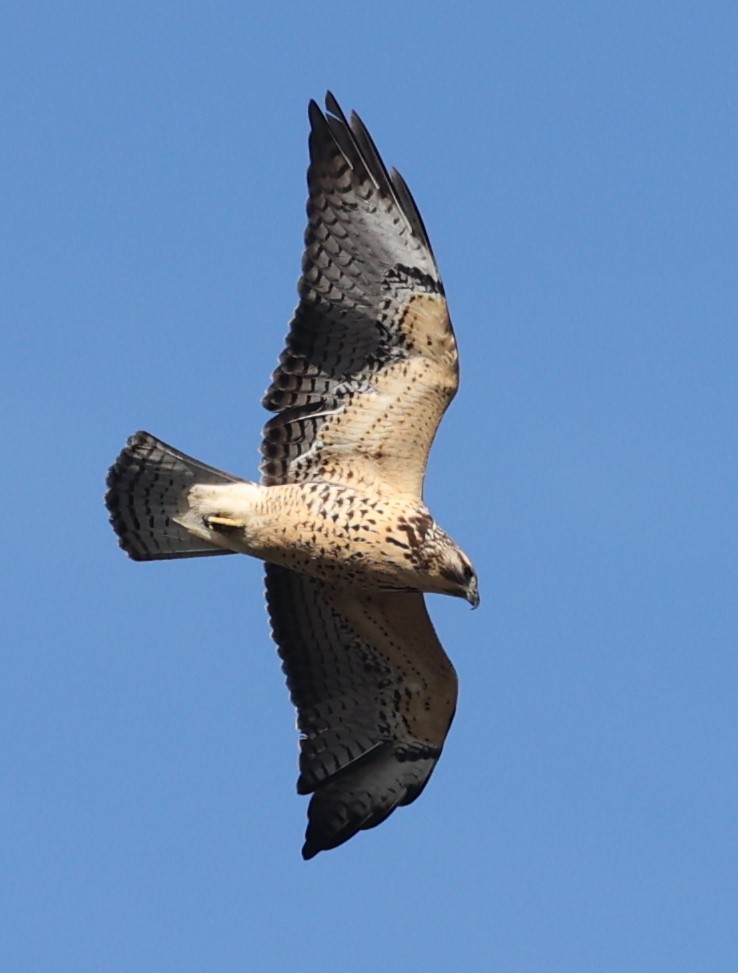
[106,93,478,859]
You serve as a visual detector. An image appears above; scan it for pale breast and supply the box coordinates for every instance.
[247,482,435,589]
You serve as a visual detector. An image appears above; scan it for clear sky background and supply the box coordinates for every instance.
[3,3,737,971]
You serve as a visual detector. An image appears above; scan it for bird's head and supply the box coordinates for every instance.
[438,546,480,609]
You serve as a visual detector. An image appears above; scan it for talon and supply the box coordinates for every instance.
[205,515,245,530]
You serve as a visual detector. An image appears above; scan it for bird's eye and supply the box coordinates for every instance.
[462,564,474,582]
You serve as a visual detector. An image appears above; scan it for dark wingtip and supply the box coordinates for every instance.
[324,90,340,116]
[301,841,319,861]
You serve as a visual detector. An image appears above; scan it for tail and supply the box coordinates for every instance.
[105,431,244,561]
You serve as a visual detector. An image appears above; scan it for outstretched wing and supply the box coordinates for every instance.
[265,566,457,859]
[261,93,458,501]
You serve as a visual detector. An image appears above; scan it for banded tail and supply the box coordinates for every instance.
[106,431,244,561]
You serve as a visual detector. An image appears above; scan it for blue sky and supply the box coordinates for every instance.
[3,2,737,970]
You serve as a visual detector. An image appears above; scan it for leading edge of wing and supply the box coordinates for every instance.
[265,565,458,859]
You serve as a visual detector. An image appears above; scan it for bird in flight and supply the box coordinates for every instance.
[106,93,478,859]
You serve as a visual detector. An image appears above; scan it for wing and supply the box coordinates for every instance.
[265,565,457,859]
[261,93,458,501]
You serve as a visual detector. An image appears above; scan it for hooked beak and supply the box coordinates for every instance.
[466,579,480,610]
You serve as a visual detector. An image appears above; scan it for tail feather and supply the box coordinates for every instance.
[106,431,243,561]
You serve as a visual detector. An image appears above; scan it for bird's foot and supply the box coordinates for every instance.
[204,515,245,530]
